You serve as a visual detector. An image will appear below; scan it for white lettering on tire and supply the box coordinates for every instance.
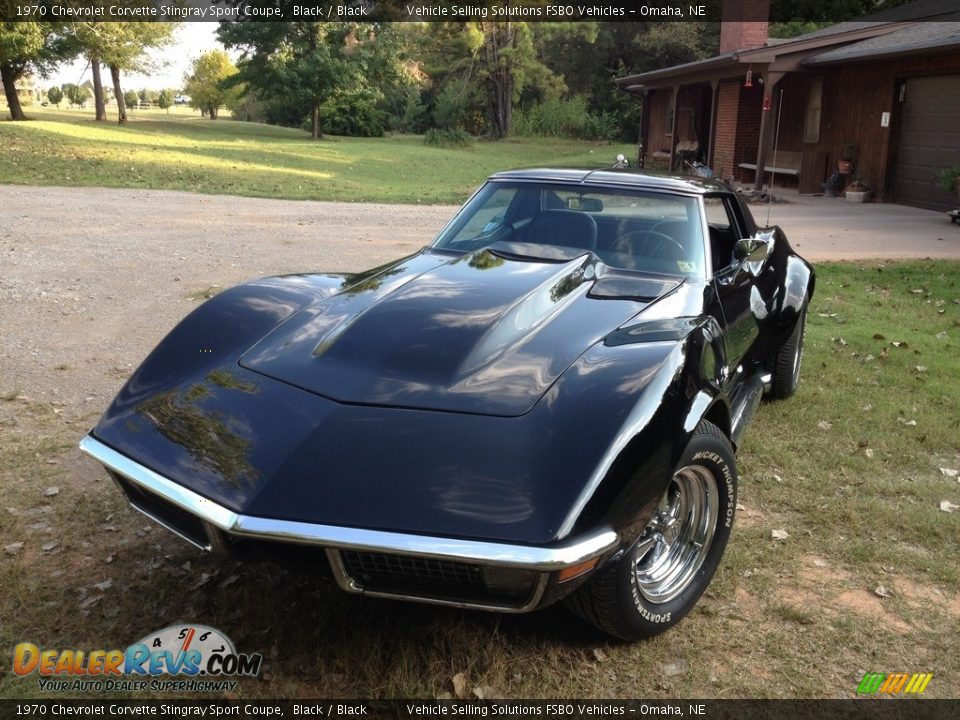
[691,450,736,528]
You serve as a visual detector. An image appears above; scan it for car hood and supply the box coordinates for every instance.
[239,248,681,417]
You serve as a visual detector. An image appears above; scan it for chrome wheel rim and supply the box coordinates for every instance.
[634,465,719,604]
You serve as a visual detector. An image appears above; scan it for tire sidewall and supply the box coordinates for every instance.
[616,428,738,637]
[786,307,806,392]
[772,306,807,399]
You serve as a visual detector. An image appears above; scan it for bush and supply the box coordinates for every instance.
[318,91,388,137]
[431,80,487,136]
[513,96,619,141]
[423,128,474,149]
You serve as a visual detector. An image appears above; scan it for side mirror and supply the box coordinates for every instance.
[734,231,774,263]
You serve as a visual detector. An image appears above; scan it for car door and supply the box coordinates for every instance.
[704,193,764,379]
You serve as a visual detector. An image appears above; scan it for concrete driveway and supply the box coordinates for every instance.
[751,189,960,261]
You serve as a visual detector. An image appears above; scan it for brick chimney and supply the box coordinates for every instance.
[719,0,770,54]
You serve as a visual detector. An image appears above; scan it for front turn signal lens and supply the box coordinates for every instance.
[556,557,600,583]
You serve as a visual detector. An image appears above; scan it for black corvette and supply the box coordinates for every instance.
[81,168,814,640]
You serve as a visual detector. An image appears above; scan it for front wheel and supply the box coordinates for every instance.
[567,421,737,640]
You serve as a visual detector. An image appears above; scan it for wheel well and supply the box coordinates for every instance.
[703,402,731,439]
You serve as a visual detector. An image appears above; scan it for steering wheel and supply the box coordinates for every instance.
[616,230,690,264]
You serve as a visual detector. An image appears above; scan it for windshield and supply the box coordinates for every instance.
[433,181,706,277]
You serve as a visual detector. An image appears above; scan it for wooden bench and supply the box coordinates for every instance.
[739,150,803,181]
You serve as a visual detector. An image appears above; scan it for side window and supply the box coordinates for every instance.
[704,196,746,272]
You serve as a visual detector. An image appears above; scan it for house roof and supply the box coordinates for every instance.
[804,18,960,65]
[616,0,960,92]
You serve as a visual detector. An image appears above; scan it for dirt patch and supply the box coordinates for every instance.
[775,555,916,635]
[833,590,913,634]
[798,555,852,585]
[733,503,765,528]
[734,586,763,617]
[891,576,960,620]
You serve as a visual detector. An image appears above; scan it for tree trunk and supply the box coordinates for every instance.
[208,104,217,120]
[482,23,514,139]
[312,102,321,139]
[1,63,27,121]
[91,55,106,121]
[109,64,127,123]
[488,72,512,139]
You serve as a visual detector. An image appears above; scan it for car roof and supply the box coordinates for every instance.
[487,168,730,195]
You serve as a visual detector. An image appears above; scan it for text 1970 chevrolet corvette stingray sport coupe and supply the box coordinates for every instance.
[81,167,813,640]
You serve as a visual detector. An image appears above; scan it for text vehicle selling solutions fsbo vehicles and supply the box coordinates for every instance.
[81,167,814,640]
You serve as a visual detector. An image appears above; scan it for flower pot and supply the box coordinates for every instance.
[846,190,871,203]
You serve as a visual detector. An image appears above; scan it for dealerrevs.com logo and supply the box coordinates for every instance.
[856,672,934,696]
[14,625,262,693]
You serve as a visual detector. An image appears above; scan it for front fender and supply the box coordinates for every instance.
[557,316,727,543]
[98,274,342,424]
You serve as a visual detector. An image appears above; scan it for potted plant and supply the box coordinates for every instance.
[937,166,960,204]
[845,175,871,203]
[838,141,857,174]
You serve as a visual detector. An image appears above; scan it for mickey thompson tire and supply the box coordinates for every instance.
[567,421,737,640]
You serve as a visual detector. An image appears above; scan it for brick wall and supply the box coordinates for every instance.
[735,83,764,173]
[713,81,741,180]
[719,0,770,53]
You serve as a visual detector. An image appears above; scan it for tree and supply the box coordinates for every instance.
[183,50,239,120]
[157,89,172,113]
[219,22,351,139]
[418,22,587,139]
[47,85,63,107]
[0,21,64,121]
[74,22,177,123]
[64,83,89,108]
[123,89,139,110]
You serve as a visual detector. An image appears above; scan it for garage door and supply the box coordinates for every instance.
[894,75,960,211]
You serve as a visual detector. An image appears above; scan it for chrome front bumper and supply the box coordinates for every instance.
[80,435,619,612]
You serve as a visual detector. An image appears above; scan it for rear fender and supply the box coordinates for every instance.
[742,228,815,362]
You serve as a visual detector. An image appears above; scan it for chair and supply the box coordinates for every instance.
[523,210,597,252]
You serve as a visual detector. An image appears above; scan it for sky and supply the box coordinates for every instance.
[47,23,225,93]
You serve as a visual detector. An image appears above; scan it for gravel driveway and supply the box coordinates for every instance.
[2,184,958,414]
[1,186,451,412]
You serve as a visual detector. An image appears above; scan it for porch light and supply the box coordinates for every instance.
[744,69,753,89]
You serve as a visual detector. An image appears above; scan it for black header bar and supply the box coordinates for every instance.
[1,699,959,720]
[1,0,957,24]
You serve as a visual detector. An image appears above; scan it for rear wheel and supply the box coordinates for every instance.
[768,306,807,400]
[567,421,737,640]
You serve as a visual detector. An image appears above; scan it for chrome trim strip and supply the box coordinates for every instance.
[80,435,619,572]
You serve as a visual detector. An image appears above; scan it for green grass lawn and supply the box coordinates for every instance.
[0,109,634,204]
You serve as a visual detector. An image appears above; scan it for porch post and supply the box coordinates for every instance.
[638,89,650,167]
[707,79,719,168]
[754,71,784,191]
[668,84,680,172]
